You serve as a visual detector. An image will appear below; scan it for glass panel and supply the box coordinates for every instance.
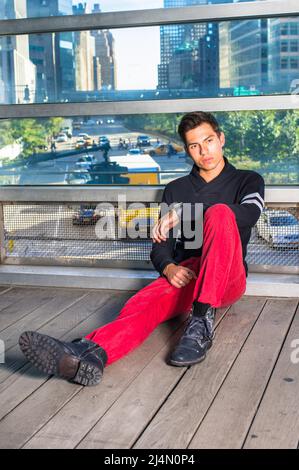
[0,1,266,20]
[0,110,298,186]
[1,16,299,104]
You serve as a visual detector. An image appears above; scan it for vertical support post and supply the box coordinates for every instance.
[0,203,6,264]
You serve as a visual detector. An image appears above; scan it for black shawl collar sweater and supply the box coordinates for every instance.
[150,156,265,277]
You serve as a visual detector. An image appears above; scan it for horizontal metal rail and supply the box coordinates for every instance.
[1,95,298,120]
[0,1,298,36]
[0,185,298,203]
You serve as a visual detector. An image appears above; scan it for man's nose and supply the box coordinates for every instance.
[199,144,208,156]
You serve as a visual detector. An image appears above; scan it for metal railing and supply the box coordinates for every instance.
[1,1,298,36]
[0,186,298,275]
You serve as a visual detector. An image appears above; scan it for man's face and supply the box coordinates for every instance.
[184,122,225,173]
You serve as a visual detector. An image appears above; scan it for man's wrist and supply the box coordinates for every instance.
[163,263,177,277]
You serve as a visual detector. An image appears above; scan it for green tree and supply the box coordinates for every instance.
[0,117,66,165]
[42,117,64,141]
[244,111,278,163]
[123,113,182,142]
[0,120,14,147]
[217,111,253,160]
[216,110,296,166]
[273,110,299,162]
[10,119,46,158]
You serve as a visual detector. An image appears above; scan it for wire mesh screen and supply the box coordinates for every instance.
[246,206,298,268]
[2,203,159,263]
[2,203,298,270]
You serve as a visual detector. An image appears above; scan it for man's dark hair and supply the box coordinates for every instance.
[178,111,221,146]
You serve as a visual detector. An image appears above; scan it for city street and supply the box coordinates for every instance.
[16,120,191,185]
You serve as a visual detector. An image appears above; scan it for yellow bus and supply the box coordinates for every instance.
[109,153,161,185]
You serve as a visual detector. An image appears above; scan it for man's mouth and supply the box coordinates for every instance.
[202,157,213,164]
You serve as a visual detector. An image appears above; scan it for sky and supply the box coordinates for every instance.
[112,26,160,90]
[85,1,163,13]
[73,1,164,90]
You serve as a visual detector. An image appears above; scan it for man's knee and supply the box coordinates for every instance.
[204,204,235,222]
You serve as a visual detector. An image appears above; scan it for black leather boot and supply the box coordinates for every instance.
[168,304,216,367]
[19,331,107,386]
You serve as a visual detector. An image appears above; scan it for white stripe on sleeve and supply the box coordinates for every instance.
[241,192,264,207]
[240,199,263,212]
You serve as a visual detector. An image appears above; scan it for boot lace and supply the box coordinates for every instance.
[183,308,214,342]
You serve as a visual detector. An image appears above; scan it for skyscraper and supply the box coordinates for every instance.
[268,17,299,93]
[219,1,299,94]
[91,30,117,90]
[73,3,96,92]
[158,1,222,94]
[91,4,117,90]
[219,17,268,92]
[0,0,36,104]
[27,0,75,102]
[219,0,269,94]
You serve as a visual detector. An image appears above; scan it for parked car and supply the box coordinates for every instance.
[86,119,96,125]
[107,118,115,124]
[75,155,96,169]
[56,133,68,143]
[144,142,184,156]
[256,209,299,248]
[137,135,151,147]
[72,207,100,225]
[97,119,104,125]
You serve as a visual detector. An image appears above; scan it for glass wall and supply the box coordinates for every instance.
[0,1,298,188]
[1,16,299,105]
[0,110,298,186]
[0,1,265,20]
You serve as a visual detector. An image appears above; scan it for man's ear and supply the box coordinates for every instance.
[220,131,225,147]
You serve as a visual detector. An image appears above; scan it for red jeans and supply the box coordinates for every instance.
[85,204,247,365]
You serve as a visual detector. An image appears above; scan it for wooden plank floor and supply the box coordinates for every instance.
[0,285,298,449]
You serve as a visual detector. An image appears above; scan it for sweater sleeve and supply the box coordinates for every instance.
[150,186,178,276]
[180,172,265,229]
[225,172,265,228]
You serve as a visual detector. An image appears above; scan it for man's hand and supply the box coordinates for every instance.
[163,263,197,288]
[152,208,180,243]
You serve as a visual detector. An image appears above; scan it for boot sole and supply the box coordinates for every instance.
[168,339,213,367]
[19,331,103,386]
[168,353,207,367]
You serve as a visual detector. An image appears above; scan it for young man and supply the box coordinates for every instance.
[19,111,265,386]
